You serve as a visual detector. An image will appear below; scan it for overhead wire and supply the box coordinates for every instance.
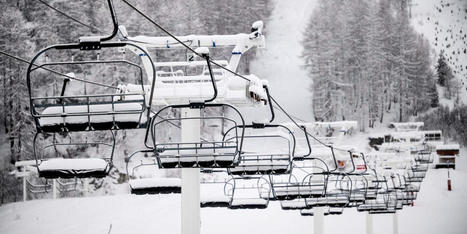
[21,0,367,157]
[119,0,367,155]
[35,0,103,33]
[0,50,119,89]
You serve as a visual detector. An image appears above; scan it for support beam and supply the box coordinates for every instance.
[393,212,399,234]
[181,108,201,234]
[83,178,89,197]
[313,160,324,234]
[366,212,373,234]
[313,207,325,234]
[52,179,57,199]
[22,177,27,202]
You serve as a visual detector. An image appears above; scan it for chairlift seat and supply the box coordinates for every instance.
[357,203,388,212]
[229,198,268,209]
[38,102,146,132]
[38,158,110,179]
[201,194,231,208]
[300,209,330,216]
[156,142,238,168]
[129,177,181,194]
[280,199,308,210]
[228,154,291,175]
[273,183,325,200]
[201,182,231,208]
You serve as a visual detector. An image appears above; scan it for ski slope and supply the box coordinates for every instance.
[411,0,467,104]
[1,146,466,234]
[250,0,316,121]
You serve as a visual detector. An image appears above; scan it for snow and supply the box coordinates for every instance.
[129,178,181,189]
[38,158,109,171]
[250,0,316,121]
[436,144,460,150]
[2,151,467,234]
[39,103,146,126]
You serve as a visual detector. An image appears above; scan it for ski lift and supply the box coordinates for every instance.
[280,198,309,210]
[150,103,245,168]
[270,126,328,200]
[26,177,52,194]
[33,131,115,179]
[415,150,434,164]
[126,149,181,194]
[305,174,351,208]
[26,0,156,133]
[200,172,231,208]
[225,123,296,176]
[225,176,271,209]
[300,208,330,217]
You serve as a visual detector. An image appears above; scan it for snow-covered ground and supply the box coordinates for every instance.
[1,148,466,234]
[250,0,316,122]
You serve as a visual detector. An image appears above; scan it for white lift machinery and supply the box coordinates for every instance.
[117,21,269,106]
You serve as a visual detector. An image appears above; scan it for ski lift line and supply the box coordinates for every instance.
[35,0,103,33]
[0,50,119,90]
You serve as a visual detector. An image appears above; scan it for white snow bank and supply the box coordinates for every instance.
[39,103,145,126]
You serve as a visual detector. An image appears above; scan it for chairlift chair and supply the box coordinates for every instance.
[280,198,309,210]
[271,129,329,200]
[225,123,296,176]
[150,103,245,168]
[26,0,156,133]
[200,173,231,208]
[33,131,115,179]
[126,149,181,194]
[225,176,271,209]
[300,208,330,217]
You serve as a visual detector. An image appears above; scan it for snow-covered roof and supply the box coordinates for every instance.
[436,144,460,150]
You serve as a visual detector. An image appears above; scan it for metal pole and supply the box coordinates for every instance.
[53,179,57,199]
[313,160,324,234]
[22,176,27,202]
[393,212,399,234]
[181,107,201,234]
[366,212,373,234]
[84,178,89,196]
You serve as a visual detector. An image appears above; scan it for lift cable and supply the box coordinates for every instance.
[35,0,103,33]
[119,0,366,155]
[0,50,119,89]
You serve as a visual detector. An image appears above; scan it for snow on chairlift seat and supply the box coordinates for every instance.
[156,142,239,168]
[201,195,230,208]
[38,158,110,179]
[129,177,181,195]
[200,182,230,208]
[228,153,291,175]
[272,182,326,200]
[280,199,308,210]
[300,208,330,217]
[357,202,388,212]
[229,198,269,209]
[38,102,147,132]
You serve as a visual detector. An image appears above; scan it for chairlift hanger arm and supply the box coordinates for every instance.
[124,33,265,49]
